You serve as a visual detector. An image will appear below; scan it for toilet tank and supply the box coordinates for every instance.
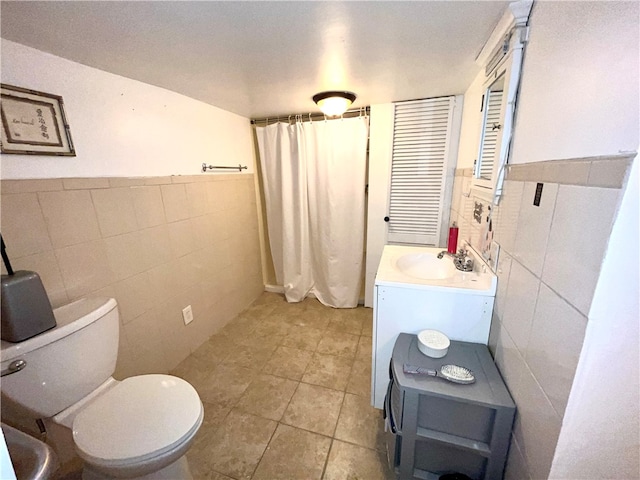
[1,298,120,418]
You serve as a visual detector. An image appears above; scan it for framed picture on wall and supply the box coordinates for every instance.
[0,84,75,156]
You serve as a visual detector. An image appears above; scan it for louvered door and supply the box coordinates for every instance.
[387,97,457,245]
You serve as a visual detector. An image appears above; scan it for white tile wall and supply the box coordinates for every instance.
[512,182,558,276]
[1,193,52,258]
[450,159,625,480]
[494,180,524,254]
[91,187,138,237]
[542,185,620,315]
[525,283,587,416]
[0,175,264,378]
[160,183,190,222]
[504,437,531,480]
[493,323,527,394]
[494,251,513,322]
[511,366,562,480]
[39,190,102,248]
[501,261,540,354]
[131,186,166,228]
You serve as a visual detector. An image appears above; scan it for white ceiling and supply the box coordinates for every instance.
[0,1,509,119]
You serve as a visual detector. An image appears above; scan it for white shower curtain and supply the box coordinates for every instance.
[256,116,369,308]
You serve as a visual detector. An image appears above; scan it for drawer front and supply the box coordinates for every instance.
[417,394,495,443]
[414,440,486,479]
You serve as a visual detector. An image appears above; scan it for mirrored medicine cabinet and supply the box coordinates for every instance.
[471,0,532,203]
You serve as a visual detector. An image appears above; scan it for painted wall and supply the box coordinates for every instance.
[511,1,639,163]
[450,2,639,479]
[456,1,639,171]
[364,103,394,307]
[1,40,255,179]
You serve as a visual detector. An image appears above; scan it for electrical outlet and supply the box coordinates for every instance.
[182,305,194,325]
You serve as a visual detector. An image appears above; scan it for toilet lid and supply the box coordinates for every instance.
[73,374,203,468]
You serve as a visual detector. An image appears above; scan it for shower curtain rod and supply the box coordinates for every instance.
[251,106,370,127]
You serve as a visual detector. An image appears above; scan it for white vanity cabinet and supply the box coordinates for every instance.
[371,244,497,409]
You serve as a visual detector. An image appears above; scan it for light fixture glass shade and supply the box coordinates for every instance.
[313,91,356,117]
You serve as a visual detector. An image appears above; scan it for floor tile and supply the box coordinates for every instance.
[170,355,218,400]
[275,299,332,329]
[346,357,372,398]
[200,363,257,406]
[192,401,232,447]
[252,424,331,480]
[281,325,324,351]
[234,332,284,350]
[252,318,292,337]
[218,310,261,338]
[282,383,344,437]
[207,410,277,480]
[271,300,308,318]
[239,301,279,320]
[191,333,239,364]
[296,308,333,329]
[262,345,313,381]
[302,352,353,390]
[264,309,299,326]
[187,458,235,480]
[188,402,232,475]
[356,335,373,361]
[172,293,382,480]
[334,393,385,450]
[220,342,277,369]
[317,331,359,358]
[362,314,374,336]
[235,373,298,421]
[326,315,363,335]
[323,440,395,480]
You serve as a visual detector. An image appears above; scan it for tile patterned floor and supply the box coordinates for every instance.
[178,292,395,480]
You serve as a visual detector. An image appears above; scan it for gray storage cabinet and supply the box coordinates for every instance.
[385,334,515,480]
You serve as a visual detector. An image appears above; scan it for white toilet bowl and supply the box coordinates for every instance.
[0,298,204,480]
[73,375,203,479]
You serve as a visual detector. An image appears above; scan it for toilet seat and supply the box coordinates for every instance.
[72,374,203,470]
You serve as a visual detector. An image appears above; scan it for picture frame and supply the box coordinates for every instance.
[1,84,75,156]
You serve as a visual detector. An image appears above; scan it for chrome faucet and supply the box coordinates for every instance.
[438,248,474,272]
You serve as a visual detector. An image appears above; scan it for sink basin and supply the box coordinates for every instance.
[1,424,58,480]
[376,243,497,295]
[395,252,457,280]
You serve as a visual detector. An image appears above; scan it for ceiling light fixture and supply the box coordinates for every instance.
[312,91,357,117]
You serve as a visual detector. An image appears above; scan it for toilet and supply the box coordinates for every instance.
[0,297,203,479]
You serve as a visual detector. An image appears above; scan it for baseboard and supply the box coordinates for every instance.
[264,284,284,294]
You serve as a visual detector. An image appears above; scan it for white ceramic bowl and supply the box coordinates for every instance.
[417,329,450,358]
